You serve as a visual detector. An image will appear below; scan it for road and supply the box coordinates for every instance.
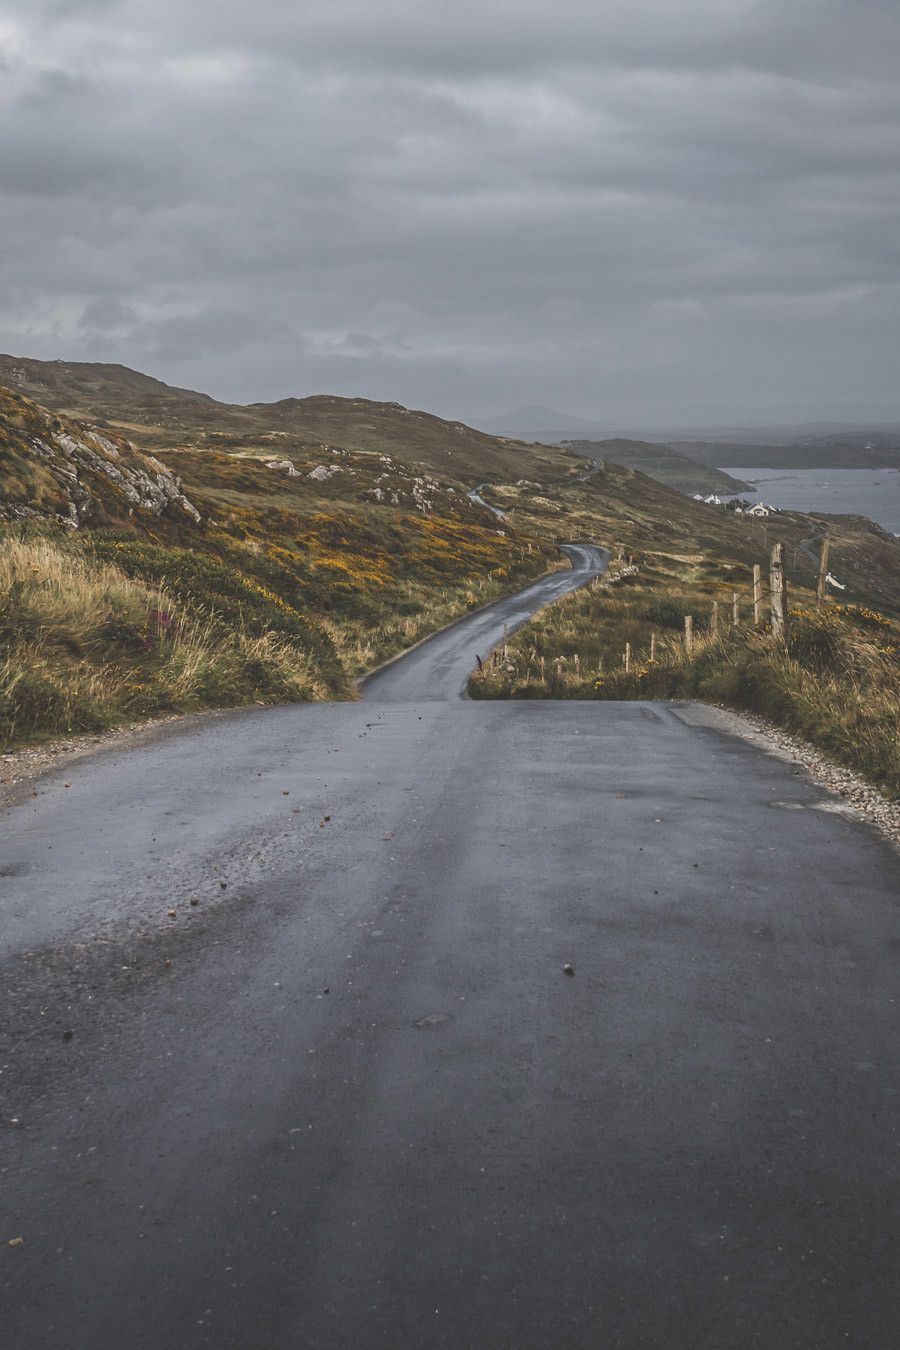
[2,548,898,1349]
[466,482,508,522]
[364,544,607,702]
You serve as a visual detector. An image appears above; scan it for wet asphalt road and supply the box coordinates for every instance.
[1,547,898,1349]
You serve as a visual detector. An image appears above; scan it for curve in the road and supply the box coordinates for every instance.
[363,542,608,702]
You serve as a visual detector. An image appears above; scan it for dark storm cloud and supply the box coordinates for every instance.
[1,0,898,423]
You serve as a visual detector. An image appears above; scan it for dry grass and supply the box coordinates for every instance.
[0,535,334,746]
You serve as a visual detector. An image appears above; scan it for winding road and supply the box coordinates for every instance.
[2,545,897,1349]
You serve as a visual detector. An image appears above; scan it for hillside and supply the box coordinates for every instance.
[0,385,561,746]
[562,438,749,496]
[0,355,571,484]
[479,408,752,495]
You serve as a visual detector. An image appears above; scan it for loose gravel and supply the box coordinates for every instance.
[722,706,899,851]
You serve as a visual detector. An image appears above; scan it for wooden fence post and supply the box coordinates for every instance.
[624,642,631,672]
[732,592,739,627]
[770,542,787,640]
[752,565,762,628]
[710,601,719,636]
[684,615,694,658]
[650,630,657,662]
[816,537,830,610]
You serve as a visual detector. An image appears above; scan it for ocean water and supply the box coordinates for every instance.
[721,467,900,535]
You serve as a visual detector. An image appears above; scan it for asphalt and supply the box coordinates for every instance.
[1,548,898,1349]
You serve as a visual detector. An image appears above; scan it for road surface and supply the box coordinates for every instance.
[1,549,898,1349]
[466,482,507,522]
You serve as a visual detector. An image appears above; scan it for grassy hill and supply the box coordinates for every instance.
[0,354,571,483]
[562,438,750,495]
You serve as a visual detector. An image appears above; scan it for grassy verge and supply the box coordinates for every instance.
[469,551,900,798]
[0,533,346,746]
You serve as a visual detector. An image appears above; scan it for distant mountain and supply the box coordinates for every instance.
[481,405,614,443]
[564,439,750,497]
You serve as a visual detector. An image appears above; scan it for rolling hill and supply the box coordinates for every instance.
[562,439,749,496]
[0,355,570,484]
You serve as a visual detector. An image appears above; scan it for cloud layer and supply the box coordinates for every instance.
[1,0,898,425]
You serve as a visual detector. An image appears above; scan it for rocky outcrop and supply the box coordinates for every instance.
[0,386,201,527]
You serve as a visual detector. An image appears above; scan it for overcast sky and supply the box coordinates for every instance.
[1,0,898,427]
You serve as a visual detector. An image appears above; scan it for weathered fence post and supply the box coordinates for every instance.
[684,614,694,657]
[650,630,657,662]
[710,601,719,636]
[732,592,739,627]
[816,537,830,610]
[624,642,632,672]
[752,565,762,628]
[770,541,787,640]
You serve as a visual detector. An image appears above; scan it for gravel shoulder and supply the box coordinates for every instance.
[703,703,899,850]
[0,710,229,809]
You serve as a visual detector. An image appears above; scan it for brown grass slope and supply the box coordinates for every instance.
[0,354,572,483]
[563,437,750,495]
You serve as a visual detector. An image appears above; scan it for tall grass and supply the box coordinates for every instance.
[0,534,337,747]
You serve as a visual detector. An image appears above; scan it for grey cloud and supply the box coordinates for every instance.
[0,0,898,424]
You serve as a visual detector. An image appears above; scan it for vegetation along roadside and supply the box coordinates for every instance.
[469,548,900,799]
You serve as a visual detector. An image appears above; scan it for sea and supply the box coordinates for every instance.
[720,467,900,536]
